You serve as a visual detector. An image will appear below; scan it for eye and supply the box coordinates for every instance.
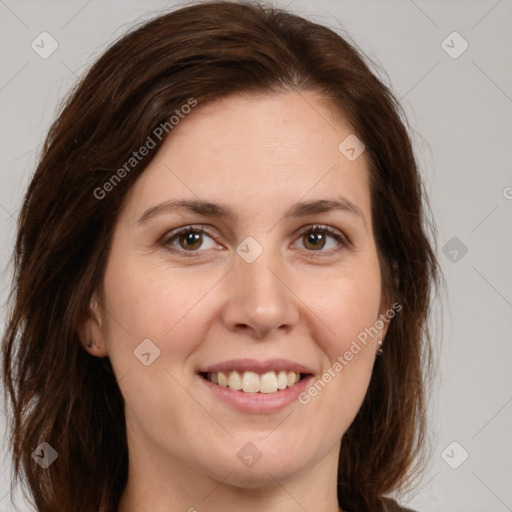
[292,225,349,257]
[160,225,220,256]
[160,224,349,258]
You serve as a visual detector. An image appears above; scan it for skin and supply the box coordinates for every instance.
[83,91,390,512]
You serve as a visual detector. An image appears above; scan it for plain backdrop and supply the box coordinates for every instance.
[0,1,511,511]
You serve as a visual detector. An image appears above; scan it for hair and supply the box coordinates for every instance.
[1,1,442,511]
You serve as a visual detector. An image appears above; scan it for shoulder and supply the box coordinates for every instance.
[381,496,418,512]
[342,496,418,512]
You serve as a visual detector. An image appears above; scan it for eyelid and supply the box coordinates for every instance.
[293,224,351,256]
[159,223,351,257]
[158,224,220,257]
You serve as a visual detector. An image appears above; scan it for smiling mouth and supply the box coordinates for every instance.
[199,370,310,394]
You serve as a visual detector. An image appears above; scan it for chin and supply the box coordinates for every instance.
[204,443,308,487]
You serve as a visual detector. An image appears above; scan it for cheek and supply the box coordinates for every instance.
[101,256,221,362]
[311,259,383,353]
[303,258,382,417]
[99,260,213,433]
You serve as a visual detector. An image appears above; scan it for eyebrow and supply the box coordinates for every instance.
[136,196,367,230]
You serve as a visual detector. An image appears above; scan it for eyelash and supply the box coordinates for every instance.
[159,224,350,259]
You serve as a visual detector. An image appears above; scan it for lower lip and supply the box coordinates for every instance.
[198,374,314,413]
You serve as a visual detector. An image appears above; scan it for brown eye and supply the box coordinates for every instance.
[293,225,349,257]
[161,226,219,256]
[177,231,203,251]
[302,231,327,250]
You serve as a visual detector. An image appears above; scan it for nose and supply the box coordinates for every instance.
[220,245,299,338]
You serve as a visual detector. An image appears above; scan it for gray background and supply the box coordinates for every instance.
[1,0,511,511]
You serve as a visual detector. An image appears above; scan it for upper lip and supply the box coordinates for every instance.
[199,358,314,374]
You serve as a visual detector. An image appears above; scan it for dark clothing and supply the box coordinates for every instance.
[345,497,417,511]
[381,497,417,511]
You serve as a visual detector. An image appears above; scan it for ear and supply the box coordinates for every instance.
[376,301,393,345]
[378,258,400,342]
[380,315,391,341]
[79,291,109,357]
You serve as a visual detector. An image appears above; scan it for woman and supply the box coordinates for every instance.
[1,1,441,511]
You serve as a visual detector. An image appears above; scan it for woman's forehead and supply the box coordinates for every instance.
[119,91,371,219]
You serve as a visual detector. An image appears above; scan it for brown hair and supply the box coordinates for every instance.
[2,1,442,511]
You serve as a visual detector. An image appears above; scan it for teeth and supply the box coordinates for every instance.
[228,370,242,391]
[218,371,229,387]
[277,371,288,390]
[206,370,302,393]
[242,371,260,392]
[260,371,278,393]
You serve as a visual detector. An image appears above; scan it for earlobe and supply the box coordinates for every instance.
[376,302,393,356]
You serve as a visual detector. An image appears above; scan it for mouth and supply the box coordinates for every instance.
[197,359,315,413]
[199,370,311,394]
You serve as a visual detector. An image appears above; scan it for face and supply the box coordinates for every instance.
[85,91,390,491]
